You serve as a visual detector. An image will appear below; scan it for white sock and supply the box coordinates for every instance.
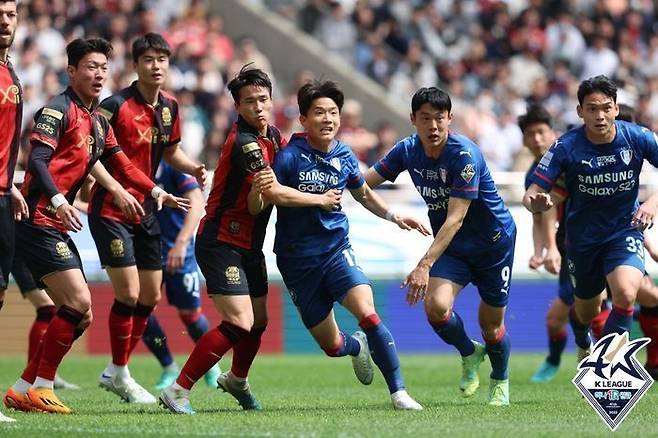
[33,377,54,390]
[228,371,247,383]
[171,382,189,394]
[164,363,178,373]
[12,378,31,394]
[112,365,130,382]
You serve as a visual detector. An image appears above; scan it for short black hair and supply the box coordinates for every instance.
[577,75,617,105]
[131,32,171,63]
[616,103,636,123]
[518,104,552,133]
[411,87,451,114]
[227,63,272,103]
[66,38,112,67]
[297,80,344,116]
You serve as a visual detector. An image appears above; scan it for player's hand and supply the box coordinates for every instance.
[529,193,553,213]
[543,247,561,275]
[112,189,145,220]
[631,200,657,230]
[319,189,342,211]
[166,241,187,273]
[393,215,431,236]
[253,167,275,193]
[528,255,543,270]
[56,203,83,232]
[402,264,429,305]
[157,193,191,212]
[193,164,207,189]
[10,185,28,221]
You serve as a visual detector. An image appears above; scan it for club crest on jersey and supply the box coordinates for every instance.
[460,163,475,183]
[161,107,172,126]
[228,221,240,234]
[573,332,653,431]
[225,266,241,285]
[55,241,72,259]
[110,239,124,257]
[439,168,447,183]
[620,148,633,165]
[330,157,341,172]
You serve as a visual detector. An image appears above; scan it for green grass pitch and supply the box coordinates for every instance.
[0,353,655,437]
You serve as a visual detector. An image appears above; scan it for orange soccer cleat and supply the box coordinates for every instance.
[26,387,71,414]
[3,387,38,412]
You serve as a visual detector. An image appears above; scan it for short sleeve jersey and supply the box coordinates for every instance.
[272,134,365,257]
[0,60,22,194]
[374,133,515,255]
[529,121,658,250]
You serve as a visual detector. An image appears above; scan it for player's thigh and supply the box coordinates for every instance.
[243,249,269,299]
[567,247,606,301]
[606,265,644,308]
[637,274,658,307]
[325,246,372,319]
[210,294,254,331]
[25,288,55,308]
[11,252,40,298]
[42,268,91,313]
[137,268,162,305]
[341,284,375,321]
[604,233,645,307]
[471,237,515,308]
[163,270,201,310]
[106,265,141,304]
[88,215,137,269]
[250,296,268,327]
[133,216,163,271]
[195,238,252,297]
[424,277,463,321]
[308,309,341,349]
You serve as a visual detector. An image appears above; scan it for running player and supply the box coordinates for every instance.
[366,87,516,406]
[89,33,206,404]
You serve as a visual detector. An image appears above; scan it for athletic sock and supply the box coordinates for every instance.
[429,311,476,356]
[360,314,405,393]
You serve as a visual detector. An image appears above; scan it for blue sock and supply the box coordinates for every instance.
[546,329,567,366]
[569,307,591,349]
[485,330,511,380]
[322,331,360,357]
[142,314,174,368]
[429,311,475,356]
[361,314,405,394]
[181,313,210,342]
[603,306,634,335]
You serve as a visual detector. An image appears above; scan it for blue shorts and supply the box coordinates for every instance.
[277,245,370,329]
[429,229,516,307]
[163,269,201,310]
[567,229,645,300]
[557,257,575,306]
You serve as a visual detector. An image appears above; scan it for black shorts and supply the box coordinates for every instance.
[0,195,14,290]
[195,237,267,297]
[16,221,85,289]
[89,214,161,270]
[11,250,39,295]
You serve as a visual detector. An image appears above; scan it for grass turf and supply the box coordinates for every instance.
[0,353,655,437]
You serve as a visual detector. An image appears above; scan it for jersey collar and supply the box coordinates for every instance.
[65,86,96,113]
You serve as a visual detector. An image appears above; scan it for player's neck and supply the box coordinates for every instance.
[0,48,8,64]
[136,81,160,107]
[421,138,446,159]
[585,124,616,145]
[307,137,333,153]
[70,85,94,109]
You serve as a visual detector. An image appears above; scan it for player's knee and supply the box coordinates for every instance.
[321,336,343,357]
[482,324,505,343]
[425,299,451,323]
[79,309,93,329]
[611,290,636,310]
[138,291,161,307]
[574,305,598,324]
[115,287,139,306]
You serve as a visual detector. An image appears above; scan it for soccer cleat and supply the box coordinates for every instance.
[26,387,71,414]
[390,390,423,410]
[488,379,510,406]
[54,374,81,390]
[530,361,560,383]
[155,368,179,391]
[159,386,195,415]
[113,377,157,404]
[576,345,592,364]
[98,371,115,394]
[460,341,486,397]
[217,372,262,410]
[0,410,15,422]
[203,364,221,389]
[351,331,374,385]
[3,387,37,412]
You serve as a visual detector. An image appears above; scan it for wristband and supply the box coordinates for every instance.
[385,210,396,222]
[50,193,67,209]
[151,186,166,199]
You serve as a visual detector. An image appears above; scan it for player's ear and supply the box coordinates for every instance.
[576,105,583,119]
[66,64,76,79]
[410,113,415,126]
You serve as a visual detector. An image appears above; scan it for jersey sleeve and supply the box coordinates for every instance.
[449,149,480,200]
[638,126,658,168]
[169,101,182,146]
[173,169,199,194]
[272,149,295,187]
[99,122,122,162]
[528,140,567,192]
[346,149,365,190]
[97,96,121,125]
[233,132,267,175]
[373,141,406,182]
[30,105,66,150]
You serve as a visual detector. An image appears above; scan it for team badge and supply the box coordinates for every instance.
[55,241,72,259]
[460,163,475,183]
[330,157,341,172]
[229,221,240,234]
[0,84,20,104]
[439,168,447,183]
[620,148,633,165]
[110,239,125,257]
[161,107,172,126]
[573,332,653,431]
[225,266,241,285]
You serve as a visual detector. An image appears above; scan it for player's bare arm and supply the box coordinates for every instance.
[404,196,471,306]
[632,193,658,230]
[162,144,207,188]
[10,184,28,221]
[523,183,553,213]
[166,186,203,273]
[90,161,144,220]
[364,167,387,189]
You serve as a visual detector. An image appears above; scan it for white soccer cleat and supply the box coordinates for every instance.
[113,377,157,404]
[98,370,115,393]
[0,410,16,422]
[391,390,423,410]
[351,331,374,385]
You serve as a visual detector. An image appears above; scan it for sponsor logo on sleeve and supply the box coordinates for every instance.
[538,150,554,170]
[42,107,64,120]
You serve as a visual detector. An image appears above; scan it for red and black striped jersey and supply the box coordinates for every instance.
[22,87,121,232]
[89,81,181,223]
[0,60,22,194]
[198,116,286,250]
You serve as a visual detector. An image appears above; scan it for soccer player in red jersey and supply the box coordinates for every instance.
[2,37,188,415]
[159,66,339,414]
[88,33,207,404]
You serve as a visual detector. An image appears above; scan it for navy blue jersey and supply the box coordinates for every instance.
[529,120,658,251]
[374,133,515,255]
[155,161,199,272]
[272,133,365,257]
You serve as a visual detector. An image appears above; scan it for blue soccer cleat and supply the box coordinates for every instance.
[530,360,559,383]
[460,341,486,397]
[155,368,179,391]
[203,364,221,389]
[217,372,262,411]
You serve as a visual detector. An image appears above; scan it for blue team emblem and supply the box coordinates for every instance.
[620,148,633,166]
[439,168,447,183]
[330,157,341,172]
[572,332,653,431]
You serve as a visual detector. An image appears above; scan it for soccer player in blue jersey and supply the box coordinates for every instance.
[525,75,658,351]
[250,80,428,410]
[365,87,516,406]
[141,161,219,390]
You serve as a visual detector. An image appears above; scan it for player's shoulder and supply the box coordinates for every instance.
[392,133,419,153]
[159,89,179,107]
[99,87,132,118]
[446,132,483,160]
[234,119,261,148]
[555,126,584,148]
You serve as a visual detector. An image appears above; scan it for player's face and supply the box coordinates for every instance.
[68,52,108,104]
[300,97,340,147]
[135,49,169,87]
[523,122,555,159]
[0,1,17,52]
[577,92,619,142]
[236,85,272,134]
[411,103,452,149]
